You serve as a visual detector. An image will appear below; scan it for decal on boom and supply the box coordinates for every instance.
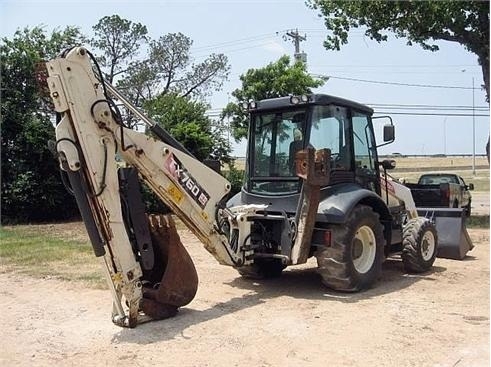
[165,153,210,209]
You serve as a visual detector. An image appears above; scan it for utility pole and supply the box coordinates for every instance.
[443,117,447,156]
[472,77,476,175]
[284,29,307,65]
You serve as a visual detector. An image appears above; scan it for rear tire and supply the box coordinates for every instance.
[401,218,437,273]
[315,205,385,292]
[237,259,286,279]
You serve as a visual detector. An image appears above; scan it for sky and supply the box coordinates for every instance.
[1,0,489,157]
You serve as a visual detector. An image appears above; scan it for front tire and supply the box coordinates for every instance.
[315,205,385,292]
[401,218,438,273]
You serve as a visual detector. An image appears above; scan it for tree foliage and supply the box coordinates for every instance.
[222,164,245,197]
[308,0,490,101]
[1,26,83,223]
[90,15,148,83]
[117,32,230,105]
[221,55,325,140]
[144,93,231,163]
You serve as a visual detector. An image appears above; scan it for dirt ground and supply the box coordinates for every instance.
[1,224,489,367]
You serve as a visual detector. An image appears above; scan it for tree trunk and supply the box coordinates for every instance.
[479,54,490,103]
[478,53,490,163]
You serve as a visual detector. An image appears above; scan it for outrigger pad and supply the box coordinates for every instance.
[417,208,474,260]
[141,214,199,320]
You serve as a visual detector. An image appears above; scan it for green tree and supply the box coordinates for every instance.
[90,15,148,83]
[144,93,231,163]
[223,164,245,197]
[117,32,230,104]
[308,0,490,101]
[1,26,83,223]
[221,55,325,140]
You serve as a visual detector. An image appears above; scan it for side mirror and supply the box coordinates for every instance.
[383,124,395,142]
[373,115,395,148]
[468,183,474,190]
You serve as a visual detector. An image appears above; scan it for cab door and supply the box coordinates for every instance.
[351,111,380,195]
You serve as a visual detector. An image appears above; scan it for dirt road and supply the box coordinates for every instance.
[1,228,489,367]
[471,191,490,216]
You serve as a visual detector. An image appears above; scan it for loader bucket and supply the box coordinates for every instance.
[141,214,198,320]
[417,208,474,260]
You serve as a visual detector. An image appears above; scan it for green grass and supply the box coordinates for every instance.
[466,215,490,228]
[0,227,105,288]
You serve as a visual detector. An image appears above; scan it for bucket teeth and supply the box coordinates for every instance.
[141,214,198,320]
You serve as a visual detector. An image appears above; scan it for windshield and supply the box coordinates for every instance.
[249,109,306,195]
[310,105,350,169]
[248,104,354,195]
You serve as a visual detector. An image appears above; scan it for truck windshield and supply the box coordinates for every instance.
[249,109,306,195]
[419,174,459,185]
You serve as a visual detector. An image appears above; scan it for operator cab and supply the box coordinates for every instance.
[243,94,385,199]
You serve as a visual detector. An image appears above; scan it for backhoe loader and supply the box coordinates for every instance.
[45,47,472,327]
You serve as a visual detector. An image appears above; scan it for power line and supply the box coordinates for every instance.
[208,103,488,111]
[368,103,488,109]
[369,105,489,112]
[193,39,281,58]
[192,33,279,52]
[312,74,481,90]
[311,64,481,69]
[374,111,489,117]
[206,103,489,117]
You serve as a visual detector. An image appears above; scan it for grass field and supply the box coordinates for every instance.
[386,155,488,170]
[0,227,104,288]
[231,155,490,191]
[388,156,489,192]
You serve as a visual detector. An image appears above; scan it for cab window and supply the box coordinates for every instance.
[310,105,350,169]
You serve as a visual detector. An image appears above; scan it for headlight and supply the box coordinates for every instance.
[290,95,300,104]
[242,100,257,110]
[290,95,309,104]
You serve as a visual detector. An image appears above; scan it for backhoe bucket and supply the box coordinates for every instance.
[417,208,474,260]
[141,214,198,320]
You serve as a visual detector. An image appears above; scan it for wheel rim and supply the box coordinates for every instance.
[421,230,436,261]
[352,225,377,274]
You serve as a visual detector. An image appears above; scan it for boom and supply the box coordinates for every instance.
[46,47,262,326]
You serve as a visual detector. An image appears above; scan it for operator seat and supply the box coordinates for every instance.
[289,128,304,173]
[335,144,350,170]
